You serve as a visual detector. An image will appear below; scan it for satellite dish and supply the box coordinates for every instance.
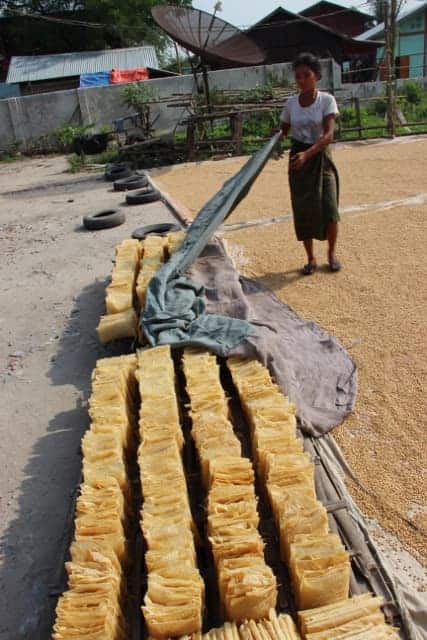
[152,5,266,66]
[151,5,266,65]
[152,5,266,111]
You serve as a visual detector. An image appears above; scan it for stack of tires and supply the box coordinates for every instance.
[83,163,161,231]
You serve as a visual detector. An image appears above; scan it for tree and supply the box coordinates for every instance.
[367,0,406,136]
[366,0,405,24]
[368,0,385,22]
[0,0,191,56]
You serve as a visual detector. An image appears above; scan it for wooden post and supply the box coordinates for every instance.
[231,113,243,155]
[202,65,212,114]
[384,0,396,137]
[173,42,182,75]
[186,121,196,161]
[337,113,342,140]
[354,97,362,139]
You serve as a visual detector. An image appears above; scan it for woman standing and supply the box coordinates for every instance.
[280,53,341,274]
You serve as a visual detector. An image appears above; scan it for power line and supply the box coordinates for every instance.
[5,2,375,36]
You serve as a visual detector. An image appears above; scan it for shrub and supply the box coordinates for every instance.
[373,97,387,117]
[416,104,427,120]
[121,83,159,137]
[402,81,424,105]
[55,124,93,152]
[339,106,355,124]
[68,153,86,173]
[243,110,280,138]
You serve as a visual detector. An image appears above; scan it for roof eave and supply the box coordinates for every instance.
[247,6,293,30]
[300,1,374,20]
[248,5,376,43]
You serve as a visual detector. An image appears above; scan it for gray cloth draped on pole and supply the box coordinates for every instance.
[141,133,282,356]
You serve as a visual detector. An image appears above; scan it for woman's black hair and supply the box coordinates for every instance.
[293,53,322,78]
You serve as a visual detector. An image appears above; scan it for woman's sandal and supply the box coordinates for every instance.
[329,258,342,272]
[302,262,317,275]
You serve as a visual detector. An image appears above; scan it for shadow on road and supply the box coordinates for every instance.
[1,175,105,200]
[0,277,133,640]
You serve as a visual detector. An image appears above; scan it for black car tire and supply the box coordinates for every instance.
[126,187,161,205]
[132,222,183,240]
[105,163,132,182]
[113,174,149,192]
[83,208,125,231]
[73,133,109,156]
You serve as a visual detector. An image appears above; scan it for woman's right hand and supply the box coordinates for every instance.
[272,126,285,136]
[289,151,308,170]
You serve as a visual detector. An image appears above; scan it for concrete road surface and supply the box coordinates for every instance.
[0,156,179,640]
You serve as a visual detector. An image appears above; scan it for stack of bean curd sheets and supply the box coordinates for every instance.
[135,235,167,311]
[227,357,398,639]
[97,231,185,344]
[97,239,141,343]
[183,608,301,640]
[182,348,277,623]
[52,354,138,640]
[137,346,204,638]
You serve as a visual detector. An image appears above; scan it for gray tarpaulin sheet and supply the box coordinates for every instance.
[186,239,356,437]
[141,133,282,355]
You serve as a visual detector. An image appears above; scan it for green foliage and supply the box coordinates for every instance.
[67,147,117,172]
[0,139,22,162]
[68,154,86,173]
[242,110,280,138]
[373,97,387,117]
[194,78,291,112]
[82,0,192,54]
[387,82,427,122]
[339,106,356,124]
[266,70,291,88]
[402,81,425,105]
[416,104,427,120]
[2,1,69,13]
[90,148,119,165]
[365,0,406,25]
[163,53,192,74]
[237,84,276,104]
[99,124,114,135]
[121,82,159,137]
[54,124,93,151]
[121,82,158,111]
[1,0,191,56]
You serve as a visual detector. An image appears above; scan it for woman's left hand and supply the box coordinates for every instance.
[290,151,308,170]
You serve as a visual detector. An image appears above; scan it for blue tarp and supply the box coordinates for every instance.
[0,83,21,99]
[79,72,110,88]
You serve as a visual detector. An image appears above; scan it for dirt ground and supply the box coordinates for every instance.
[0,158,177,640]
[153,136,427,224]
[154,137,427,573]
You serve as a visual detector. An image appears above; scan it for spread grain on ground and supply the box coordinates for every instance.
[154,138,427,571]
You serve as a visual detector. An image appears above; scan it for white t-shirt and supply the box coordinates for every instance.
[280,91,339,145]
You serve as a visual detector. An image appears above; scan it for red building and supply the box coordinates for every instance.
[245,6,381,77]
[300,1,375,38]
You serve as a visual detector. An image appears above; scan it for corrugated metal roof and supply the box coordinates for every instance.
[6,45,159,83]
[357,0,427,40]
